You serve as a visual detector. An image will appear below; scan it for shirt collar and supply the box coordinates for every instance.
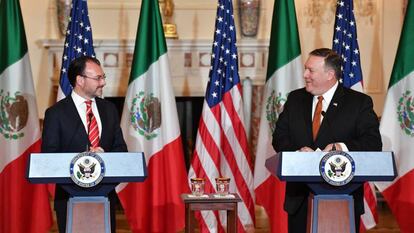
[317,81,338,105]
[71,91,95,107]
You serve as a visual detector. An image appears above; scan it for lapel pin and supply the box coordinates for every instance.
[333,102,338,107]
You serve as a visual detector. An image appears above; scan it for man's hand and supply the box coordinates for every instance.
[90,146,104,153]
[299,146,314,152]
[323,143,342,152]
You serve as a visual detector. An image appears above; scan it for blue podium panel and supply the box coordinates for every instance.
[27,152,147,184]
[265,151,397,233]
[266,151,396,182]
[27,152,147,233]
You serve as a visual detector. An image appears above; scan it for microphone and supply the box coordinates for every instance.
[321,111,337,151]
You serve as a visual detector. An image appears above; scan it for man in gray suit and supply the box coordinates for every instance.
[272,48,382,233]
[42,56,127,233]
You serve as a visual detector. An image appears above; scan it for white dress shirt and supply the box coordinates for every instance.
[71,91,103,137]
[311,81,348,151]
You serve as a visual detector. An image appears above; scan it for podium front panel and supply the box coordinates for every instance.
[27,152,146,183]
[278,151,396,182]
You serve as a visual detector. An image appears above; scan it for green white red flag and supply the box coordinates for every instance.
[0,0,53,232]
[375,0,414,232]
[253,0,304,232]
[117,0,190,232]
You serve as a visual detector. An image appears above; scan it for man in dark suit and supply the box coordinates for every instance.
[272,48,382,233]
[42,56,127,233]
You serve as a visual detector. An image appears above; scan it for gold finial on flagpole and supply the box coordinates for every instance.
[160,0,178,39]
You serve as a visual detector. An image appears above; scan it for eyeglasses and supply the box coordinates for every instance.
[81,74,106,82]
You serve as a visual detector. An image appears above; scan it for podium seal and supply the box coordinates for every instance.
[70,152,105,188]
[320,151,355,186]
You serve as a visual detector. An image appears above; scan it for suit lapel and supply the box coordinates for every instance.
[317,85,345,143]
[302,91,314,141]
[63,96,88,148]
[96,98,108,148]
[64,96,84,132]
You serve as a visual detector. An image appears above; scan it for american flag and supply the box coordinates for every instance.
[57,0,95,100]
[188,0,255,231]
[332,0,363,91]
[332,0,378,231]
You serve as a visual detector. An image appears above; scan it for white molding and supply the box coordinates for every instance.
[40,39,269,97]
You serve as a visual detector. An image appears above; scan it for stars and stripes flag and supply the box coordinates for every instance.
[332,0,363,91]
[188,0,255,232]
[332,0,378,231]
[57,0,95,100]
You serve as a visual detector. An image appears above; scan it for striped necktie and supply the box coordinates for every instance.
[85,100,100,148]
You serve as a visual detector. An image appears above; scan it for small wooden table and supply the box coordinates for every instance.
[181,193,241,233]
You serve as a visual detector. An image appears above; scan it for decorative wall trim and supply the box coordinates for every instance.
[41,39,269,97]
[49,1,266,11]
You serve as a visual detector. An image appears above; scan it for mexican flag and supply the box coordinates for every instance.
[0,0,52,232]
[253,0,304,232]
[375,0,414,232]
[117,0,190,232]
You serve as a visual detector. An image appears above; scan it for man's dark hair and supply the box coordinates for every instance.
[309,48,342,80]
[67,56,101,87]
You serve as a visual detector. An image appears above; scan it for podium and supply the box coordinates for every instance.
[266,151,396,233]
[27,152,147,233]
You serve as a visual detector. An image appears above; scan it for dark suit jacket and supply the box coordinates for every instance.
[272,85,382,216]
[41,95,128,205]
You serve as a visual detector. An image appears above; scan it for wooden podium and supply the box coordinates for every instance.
[266,151,397,233]
[27,152,147,233]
